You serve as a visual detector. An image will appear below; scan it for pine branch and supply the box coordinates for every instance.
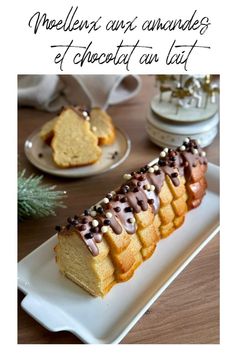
[18,170,67,220]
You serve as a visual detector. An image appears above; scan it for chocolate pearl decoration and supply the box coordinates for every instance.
[120,197,127,203]
[124,206,133,212]
[101,226,108,233]
[148,167,154,173]
[138,200,145,208]
[84,232,93,239]
[138,175,146,181]
[114,206,121,212]
[128,217,136,224]
[123,173,132,180]
[171,172,178,178]
[92,220,99,227]
[96,207,103,214]
[148,199,154,204]
[55,225,61,232]
[67,217,73,224]
[90,227,99,233]
[104,219,111,226]
[158,160,166,166]
[160,151,166,158]
[82,217,89,224]
[79,224,87,231]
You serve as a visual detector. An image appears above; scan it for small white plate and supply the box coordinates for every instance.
[18,163,219,344]
[24,127,131,178]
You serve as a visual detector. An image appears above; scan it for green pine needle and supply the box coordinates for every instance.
[18,170,67,220]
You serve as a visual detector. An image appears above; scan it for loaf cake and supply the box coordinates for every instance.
[54,138,208,296]
[51,107,101,168]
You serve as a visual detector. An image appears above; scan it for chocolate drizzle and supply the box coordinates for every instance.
[56,138,207,256]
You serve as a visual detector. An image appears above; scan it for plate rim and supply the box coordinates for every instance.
[24,126,131,178]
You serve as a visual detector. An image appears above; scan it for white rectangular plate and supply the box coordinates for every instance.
[18,163,219,344]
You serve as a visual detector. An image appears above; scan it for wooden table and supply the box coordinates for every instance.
[18,75,219,344]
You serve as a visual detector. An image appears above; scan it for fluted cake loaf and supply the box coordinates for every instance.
[54,138,208,297]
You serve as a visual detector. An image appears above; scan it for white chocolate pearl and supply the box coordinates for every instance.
[193,149,198,155]
[92,220,99,227]
[201,151,206,157]
[150,185,155,191]
[129,218,136,224]
[90,210,97,217]
[96,204,101,210]
[123,173,132,180]
[110,191,116,196]
[101,226,108,233]
[184,137,190,143]
[154,165,159,171]
[106,212,112,219]
[145,184,151,190]
[160,151,166,158]
[91,126,97,132]
[148,167,154,173]
[163,147,169,153]
[82,111,88,117]
[180,145,186,151]
[103,197,109,204]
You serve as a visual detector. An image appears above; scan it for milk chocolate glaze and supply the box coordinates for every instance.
[57,139,207,256]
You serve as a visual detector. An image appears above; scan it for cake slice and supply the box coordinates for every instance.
[51,107,101,168]
[54,138,208,296]
[89,108,116,145]
[39,107,116,146]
